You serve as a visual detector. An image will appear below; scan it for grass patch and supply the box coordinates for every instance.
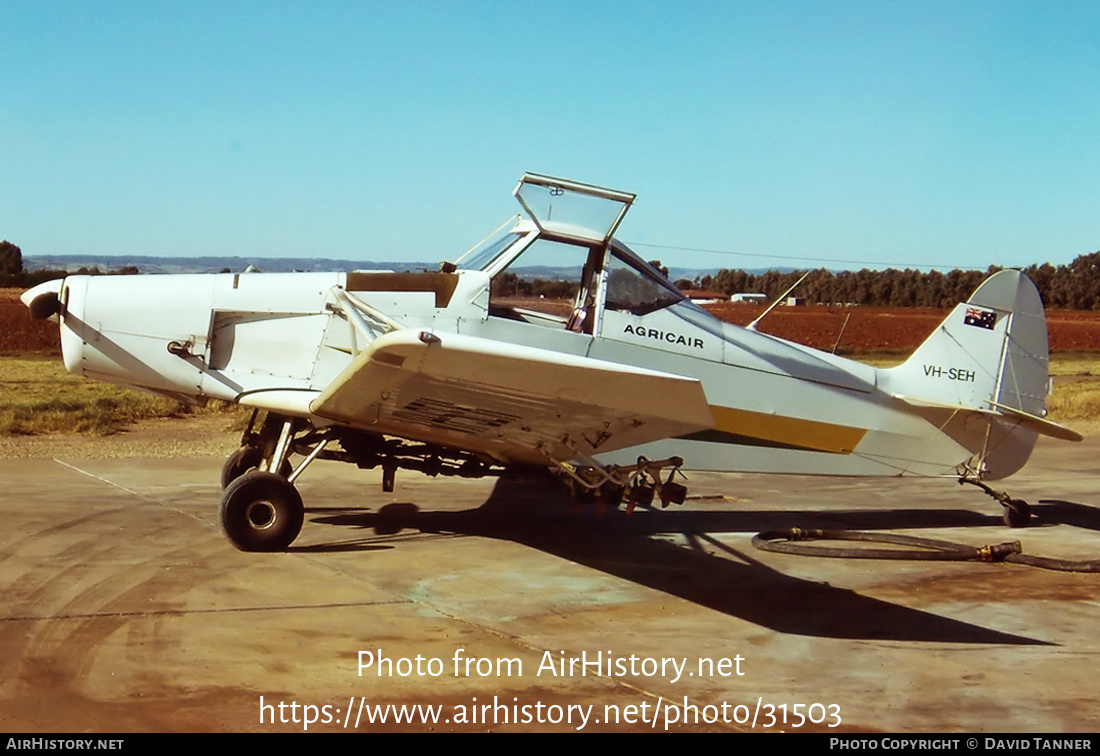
[1046,351,1100,377]
[0,354,244,436]
[1047,377,1100,421]
[1044,353,1100,428]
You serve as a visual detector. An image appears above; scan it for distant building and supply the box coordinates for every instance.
[678,288,722,305]
[730,293,768,304]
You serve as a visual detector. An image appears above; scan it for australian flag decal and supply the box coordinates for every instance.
[964,306,997,330]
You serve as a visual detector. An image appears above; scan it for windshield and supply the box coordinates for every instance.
[604,243,686,315]
[452,216,527,272]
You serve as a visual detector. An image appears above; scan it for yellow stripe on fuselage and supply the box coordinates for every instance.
[709,406,867,454]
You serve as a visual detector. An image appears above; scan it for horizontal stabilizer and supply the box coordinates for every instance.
[892,394,1082,442]
[987,400,1083,442]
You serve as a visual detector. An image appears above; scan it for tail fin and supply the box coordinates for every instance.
[884,269,1079,442]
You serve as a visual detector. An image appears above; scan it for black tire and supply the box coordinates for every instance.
[220,471,304,552]
[1003,499,1032,528]
[220,447,293,488]
[221,446,263,489]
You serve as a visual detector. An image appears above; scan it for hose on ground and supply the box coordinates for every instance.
[751,528,1100,573]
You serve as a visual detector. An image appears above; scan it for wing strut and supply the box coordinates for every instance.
[329,287,405,353]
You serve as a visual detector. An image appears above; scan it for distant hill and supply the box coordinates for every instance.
[24,255,785,282]
[24,255,441,275]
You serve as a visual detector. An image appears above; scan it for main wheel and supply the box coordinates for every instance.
[220,471,304,552]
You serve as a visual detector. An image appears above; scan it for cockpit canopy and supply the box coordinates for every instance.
[453,173,686,327]
[513,172,635,245]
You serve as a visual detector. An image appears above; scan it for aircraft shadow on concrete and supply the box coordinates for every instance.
[296,478,1100,646]
[1033,499,1100,531]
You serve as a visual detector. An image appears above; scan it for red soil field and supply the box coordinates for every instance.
[4,289,1100,354]
[0,290,61,353]
[703,303,1100,353]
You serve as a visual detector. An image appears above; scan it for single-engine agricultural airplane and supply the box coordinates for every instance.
[23,173,1082,551]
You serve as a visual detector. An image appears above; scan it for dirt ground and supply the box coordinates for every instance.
[7,288,1100,354]
[0,414,240,459]
[2,436,1099,732]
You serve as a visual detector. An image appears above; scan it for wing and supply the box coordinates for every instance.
[308,329,715,465]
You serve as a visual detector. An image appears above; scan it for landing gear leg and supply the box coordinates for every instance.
[958,477,1032,528]
[217,415,332,551]
[221,412,295,488]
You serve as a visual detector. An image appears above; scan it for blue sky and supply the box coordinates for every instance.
[2,1,1099,272]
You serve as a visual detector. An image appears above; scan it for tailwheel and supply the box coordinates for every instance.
[1002,499,1032,528]
[220,471,304,552]
[958,476,1032,528]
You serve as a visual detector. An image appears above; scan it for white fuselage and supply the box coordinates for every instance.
[53,268,1036,481]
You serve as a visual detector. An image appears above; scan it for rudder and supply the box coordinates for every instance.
[883,269,1050,417]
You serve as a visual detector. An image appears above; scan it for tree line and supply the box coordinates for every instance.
[6,235,1100,310]
[0,240,144,287]
[677,250,1100,310]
